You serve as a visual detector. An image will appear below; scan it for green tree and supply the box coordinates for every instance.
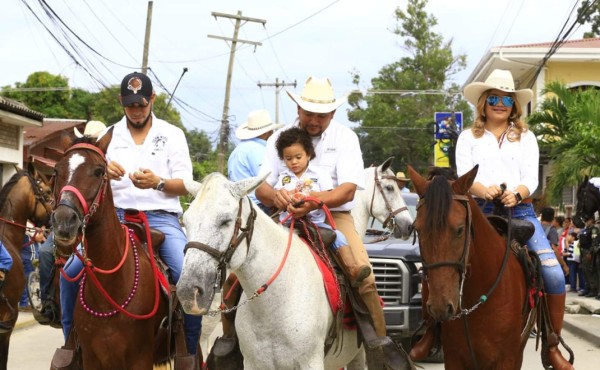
[577,0,600,38]
[348,0,470,173]
[528,81,600,202]
[2,71,71,118]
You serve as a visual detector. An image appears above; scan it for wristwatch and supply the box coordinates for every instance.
[514,191,523,204]
[155,178,166,192]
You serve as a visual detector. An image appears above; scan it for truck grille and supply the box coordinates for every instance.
[370,259,405,306]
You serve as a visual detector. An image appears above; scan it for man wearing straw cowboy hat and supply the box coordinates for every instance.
[73,120,107,138]
[228,109,282,214]
[256,77,409,367]
[395,171,411,193]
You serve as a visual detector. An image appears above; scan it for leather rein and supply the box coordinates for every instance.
[370,170,408,229]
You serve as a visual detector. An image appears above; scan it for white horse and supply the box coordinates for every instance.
[178,173,362,369]
[352,157,413,239]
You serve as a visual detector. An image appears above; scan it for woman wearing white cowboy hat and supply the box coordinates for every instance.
[410,69,573,369]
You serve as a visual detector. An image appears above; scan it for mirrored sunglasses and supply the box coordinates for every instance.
[486,95,515,108]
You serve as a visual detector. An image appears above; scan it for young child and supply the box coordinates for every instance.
[269,127,371,287]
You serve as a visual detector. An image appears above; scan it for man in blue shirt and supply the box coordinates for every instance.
[227,109,282,214]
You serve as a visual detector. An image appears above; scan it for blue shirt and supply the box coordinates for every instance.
[228,137,267,204]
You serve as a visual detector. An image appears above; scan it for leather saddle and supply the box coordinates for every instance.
[486,215,535,247]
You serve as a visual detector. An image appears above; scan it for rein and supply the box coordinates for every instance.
[370,170,408,229]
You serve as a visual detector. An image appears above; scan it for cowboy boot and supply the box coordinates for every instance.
[0,269,13,333]
[360,288,412,370]
[546,293,574,370]
[337,246,371,287]
[409,282,437,361]
[207,273,244,370]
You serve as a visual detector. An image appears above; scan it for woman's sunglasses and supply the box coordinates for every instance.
[486,95,515,108]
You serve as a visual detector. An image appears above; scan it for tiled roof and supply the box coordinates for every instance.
[500,37,600,49]
[23,118,86,146]
[0,96,44,121]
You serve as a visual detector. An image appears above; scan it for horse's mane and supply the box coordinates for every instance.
[422,175,452,234]
[0,170,26,212]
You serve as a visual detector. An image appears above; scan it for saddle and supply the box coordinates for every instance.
[486,215,535,247]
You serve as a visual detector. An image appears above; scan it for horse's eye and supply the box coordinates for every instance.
[456,226,464,237]
[385,185,394,192]
[94,168,104,177]
[220,219,232,227]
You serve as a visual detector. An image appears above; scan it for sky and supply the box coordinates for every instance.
[1,0,589,145]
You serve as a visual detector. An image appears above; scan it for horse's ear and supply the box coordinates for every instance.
[184,179,202,197]
[96,126,114,154]
[453,165,478,195]
[381,157,394,172]
[229,172,270,199]
[408,166,426,197]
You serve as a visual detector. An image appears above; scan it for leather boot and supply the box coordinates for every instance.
[409,282,437,361]
[337,246,371,287]
[206,273,244,370]
[546,293,574,370]
[0,269,13,333]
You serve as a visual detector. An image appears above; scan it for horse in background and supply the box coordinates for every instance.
[408,165,533,369]
[352,157,413,239]
[573,176,600,228]
[0,164,53,370]
[50,132,193,370]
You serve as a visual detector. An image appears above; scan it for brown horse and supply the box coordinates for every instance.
[408,165,534,370]
[50,132,191,370]
[0,164,53,370]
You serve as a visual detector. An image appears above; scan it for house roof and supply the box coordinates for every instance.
[465,37,600,88]
[23,118,86,147]
[0,96,45,122]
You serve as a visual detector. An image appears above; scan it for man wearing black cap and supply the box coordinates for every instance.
[58,72,203,360]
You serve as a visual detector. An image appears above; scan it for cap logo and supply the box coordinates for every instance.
[128,77,143,94]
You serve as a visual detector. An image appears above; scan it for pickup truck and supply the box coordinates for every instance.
[363,192,423,349]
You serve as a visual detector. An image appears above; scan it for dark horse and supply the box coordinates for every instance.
[0,164,53,370]
[573,176,600,228]
[50,131,193,370]
[408,165,534,369]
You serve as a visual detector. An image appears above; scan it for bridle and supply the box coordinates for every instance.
[27,172,54,218]
[416,194,473,285]
[370,169,408,229]
[54,143,108,233]
[184,197,257,290]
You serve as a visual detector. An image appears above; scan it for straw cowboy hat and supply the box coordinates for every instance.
[74,120,106,138]
[395,171,409,181]
[463,69,533,108]
[286,77,348,114]
[235,109,283,140]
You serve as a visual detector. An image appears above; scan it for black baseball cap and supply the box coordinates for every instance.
[120,72,153,107]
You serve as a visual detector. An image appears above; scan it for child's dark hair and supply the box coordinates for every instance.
[275,127,315,160]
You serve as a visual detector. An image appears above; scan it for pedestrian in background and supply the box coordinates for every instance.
[564,232,581,292]
[228,109,282,214]
[19,222,45,311]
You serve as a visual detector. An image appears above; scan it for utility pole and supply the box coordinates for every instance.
[257,78,297,123]
[209,10,266,174]
[141,1,153,75]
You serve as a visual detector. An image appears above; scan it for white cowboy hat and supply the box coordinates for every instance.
[396,171,409,181]
[463,69,533,108]
[74,120,107,138]
[235,109,283,140]
[286,77,348,114]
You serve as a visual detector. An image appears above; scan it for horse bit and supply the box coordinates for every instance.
[370,170,408,229]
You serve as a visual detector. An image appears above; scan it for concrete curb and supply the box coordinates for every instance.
[13,312,39,332]
[563,314,600,345]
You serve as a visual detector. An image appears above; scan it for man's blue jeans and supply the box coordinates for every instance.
[60,210,202,354]
[0,242,13,272]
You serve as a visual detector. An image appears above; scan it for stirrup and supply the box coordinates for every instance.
[50,348,78,370]
[212,336,238,357]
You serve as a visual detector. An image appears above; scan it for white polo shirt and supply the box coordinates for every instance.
[105,114,193,215]
[455,127,539,195]
[270,163,333,223]
[261,119,365,212]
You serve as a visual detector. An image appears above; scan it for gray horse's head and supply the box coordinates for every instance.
[176,172,266,315]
